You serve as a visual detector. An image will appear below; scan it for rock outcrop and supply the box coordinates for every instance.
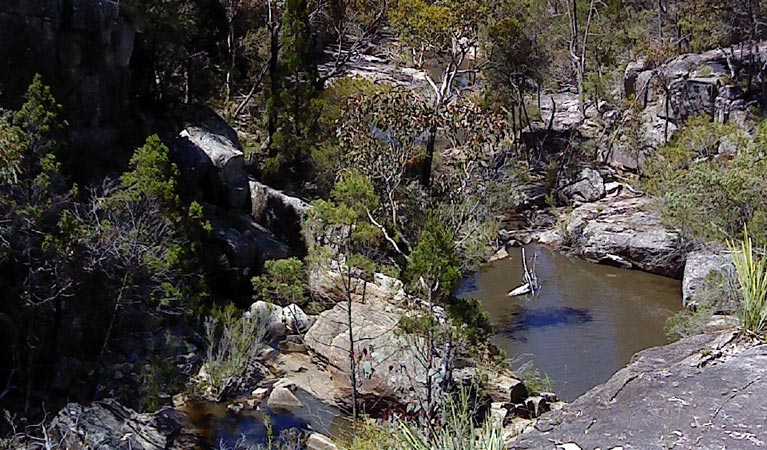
[564,195,686,277]
[556,166,605,205]
[683,250,738,313]
[174,125,249,210]
[250,179,310,252]
[46,399,191,450]
[513,332,767,449]
[304,301,426,410]
[308,263,409,308]
[605,44,767,172]
[208,212,290,283]
[0,0,136,175]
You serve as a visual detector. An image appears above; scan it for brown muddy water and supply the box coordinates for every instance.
[459,244,682,401]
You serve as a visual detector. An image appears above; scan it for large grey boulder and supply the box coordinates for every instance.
[208,213,290,283]
[513,332,767,449]
[304,301,429,410]
[176,126,249,209]
[47,399,188,450]
[683,250,737,313]
[564,196,685,277]
[556,167,605,205]
[281,303,310,334]
[250,179,310,250]
[248,300,287,338]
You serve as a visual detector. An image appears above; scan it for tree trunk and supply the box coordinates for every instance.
[267,22,280,157]
[344,235,359,423]
[420,121,437,189]
[227,19,236,100]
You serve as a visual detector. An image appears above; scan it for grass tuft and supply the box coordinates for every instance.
[729,228,767,335]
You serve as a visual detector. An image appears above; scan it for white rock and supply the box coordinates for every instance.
[490,402,509,423]
[251,387,269,400]
[490,247,510,262]
[557,444,583,450]
[267,379,304,411]
[249,300,286,338]
[306,432,339,450]
[282,303,309,334]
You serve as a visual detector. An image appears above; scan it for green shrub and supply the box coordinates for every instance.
[516,362,553,395]
[666,270,741,339]
[345,389,504,450]
[645,119,767,247]
[200,304,266,398]
[395,389,505,450]
[665,301,714,339]
[251,257,310,308]
[729,229,767,335]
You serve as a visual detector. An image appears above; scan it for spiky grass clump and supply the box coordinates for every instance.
[729,228,767,335]
[396,390,505,450]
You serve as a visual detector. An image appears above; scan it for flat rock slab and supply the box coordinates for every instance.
[564,196,685,278]
[513,332,767,449]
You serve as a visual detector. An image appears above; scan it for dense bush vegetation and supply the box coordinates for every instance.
[0,76,213,418]
[646,118,767,247]
[5,0,767,446]
[345,389,505,450]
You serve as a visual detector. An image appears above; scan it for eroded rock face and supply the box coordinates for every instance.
[556,167,605,205]
[0,1,134,121]
[564,196,685,277]
[606,44,767,172]
[683,250,737,313]
[0,0,135,174]
[47,399,189,450]
[208,213,290,284]
[513,332,767,449]
[308,263,409,308]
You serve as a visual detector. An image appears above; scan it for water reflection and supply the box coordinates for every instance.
[461,244,682,401]
[501,307,593,341]
[182,388,351,450]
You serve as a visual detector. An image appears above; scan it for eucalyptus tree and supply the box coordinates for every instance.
[306,172,382,421]
[390,0,488,187]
